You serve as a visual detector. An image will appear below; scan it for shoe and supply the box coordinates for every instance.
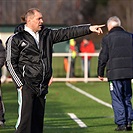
[115,125,127,131]
[0,121,4,127]
[126,122,132,131]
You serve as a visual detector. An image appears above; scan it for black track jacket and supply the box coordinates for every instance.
[0,39,6,77]
[6,24,92,95]
[98,26,133,81]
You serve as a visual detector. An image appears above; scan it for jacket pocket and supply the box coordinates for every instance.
[24,64,43,79]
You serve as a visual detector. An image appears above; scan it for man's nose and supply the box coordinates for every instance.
[40,19,43,23]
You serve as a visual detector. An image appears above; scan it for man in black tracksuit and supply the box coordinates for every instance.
[98,16,133,131]
[0,39,6,126]
[6,8,104,133]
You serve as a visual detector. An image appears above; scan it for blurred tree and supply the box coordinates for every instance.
[107,0,133,32]
[0,0,132,32]
[80,0,108,23]
[0,0,133,45]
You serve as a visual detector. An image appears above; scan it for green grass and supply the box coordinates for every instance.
[1,53,131,132]
[1,81,132,133]
[52,56,98,77]
[45,82,114,133]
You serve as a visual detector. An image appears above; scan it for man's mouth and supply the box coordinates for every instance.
[39,25,43,27]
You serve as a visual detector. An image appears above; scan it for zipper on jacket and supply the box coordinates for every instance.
[39,51,45,96]
[22,65,26,77]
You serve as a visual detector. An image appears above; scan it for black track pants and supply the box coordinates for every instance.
[0,86,5,122]
[15,84,46,133]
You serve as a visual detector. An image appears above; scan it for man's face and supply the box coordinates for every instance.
[27,10,43,32]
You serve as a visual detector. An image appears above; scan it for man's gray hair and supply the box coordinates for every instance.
[107,16,121,27]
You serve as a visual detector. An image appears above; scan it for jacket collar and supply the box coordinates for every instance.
[109,26,125,34]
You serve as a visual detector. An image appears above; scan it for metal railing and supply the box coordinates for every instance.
[52,53,107,82]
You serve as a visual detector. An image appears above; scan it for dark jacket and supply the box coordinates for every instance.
[98,26,133,81]
[0,40,6,77]
[6,23,92,95]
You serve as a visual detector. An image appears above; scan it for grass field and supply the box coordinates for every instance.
[0,81,132,133]
[52,56,99,78]
[0,56,132,133]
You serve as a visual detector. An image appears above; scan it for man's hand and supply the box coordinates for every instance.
[48,76,53,86]
[98,76,104,81]
[89,24,105,35]
[20,86,23,90]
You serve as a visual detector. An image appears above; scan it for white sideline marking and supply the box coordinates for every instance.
[66,82,112,109]
[68,113,87,128]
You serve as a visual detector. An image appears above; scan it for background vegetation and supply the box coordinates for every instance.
[0,0,133,45]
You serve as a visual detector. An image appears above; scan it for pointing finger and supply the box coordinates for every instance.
[97,24,105,28]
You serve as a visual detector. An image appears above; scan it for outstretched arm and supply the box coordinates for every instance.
[51,24,105,44]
